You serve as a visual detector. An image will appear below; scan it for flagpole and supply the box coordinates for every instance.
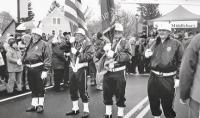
[17,0,20,23]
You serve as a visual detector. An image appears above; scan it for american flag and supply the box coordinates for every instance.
[64,0,87,31]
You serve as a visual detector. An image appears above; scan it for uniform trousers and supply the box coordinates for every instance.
[27,65,45,97]
[103,70,126,107]
[53,69,64,90]
[189,98,200,118]
[63,61,70,85]
[7,72,22,93]
[69,67,89,103]
[148,72,176,118]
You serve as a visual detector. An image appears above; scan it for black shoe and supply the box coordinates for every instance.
[66,110,80,115]
[82,112,89,118]
[104,115,112,118]
[26,106,37,112]
[36,106,44,113]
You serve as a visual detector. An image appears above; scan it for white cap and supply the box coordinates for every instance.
[115,23,123,32]
[32,28,43,37]
[157,23,171,31]
[75,28,85,36]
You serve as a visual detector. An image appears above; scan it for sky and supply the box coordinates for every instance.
[0,0,200,21]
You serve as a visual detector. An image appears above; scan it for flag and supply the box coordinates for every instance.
[101,0,115,43]
[64,0,87,31]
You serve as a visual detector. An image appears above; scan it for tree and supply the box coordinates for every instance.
[20,0,35,22]
[87,20,102,37]
[48,0,60,14]
[114,4,138,37]
[137,4,161,20]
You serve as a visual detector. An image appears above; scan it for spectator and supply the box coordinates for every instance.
[52,36,66,92]
[179,33,200,118]
[127,37,137,74]
[6,37,23,94]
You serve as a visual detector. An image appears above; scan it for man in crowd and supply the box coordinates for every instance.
[66,28,94,118]
[94,32,107,90]
[145,24,184,118]
[127,37,136,74]
[179,33,200,118]
[23,28,51,113]
[62,32,71,88]
[102,23,131,118]
[51,35,66,92]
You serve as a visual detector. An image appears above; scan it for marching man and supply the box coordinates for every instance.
[145,24,183,118]
[23,28,51,113]
[65,28,94,118]
[102,23,131,118]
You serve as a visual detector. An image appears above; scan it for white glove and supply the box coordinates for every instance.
[145,49,153,58]
[69,37,75,43]
[52,37,59,44]
[71,47,77,54]
[41,71,48,80]
[17,59,22,65]
[103,43,112,51]
[174,79,180,88]
[64,52,70,56]
[107,50,114,58]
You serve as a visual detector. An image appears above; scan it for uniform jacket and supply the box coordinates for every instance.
[52,40,66,69]
[6,47,23,72]
[150,36,184,73]
[100,38,131,70]
[71,38,94,64]
[112,38,132,67]
[23,38,51,71]
[179,34,200,103]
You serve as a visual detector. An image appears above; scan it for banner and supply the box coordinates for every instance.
[101,0,115,42]
[171,21,197,28]
[154,21,197,29]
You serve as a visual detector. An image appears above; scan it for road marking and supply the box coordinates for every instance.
[0,86,53,103]
[124,96,149,118]
[136,105,150,118]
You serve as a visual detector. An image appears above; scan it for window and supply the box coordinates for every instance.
[52,30,55,35]
[57,18,60,24]
[53,18,56,24]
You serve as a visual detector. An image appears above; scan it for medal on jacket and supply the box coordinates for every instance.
[35,46,38,50]
[167,47,171,52]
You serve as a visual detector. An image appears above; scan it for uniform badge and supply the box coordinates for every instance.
[35,46,38,50]
[167,47,171,52]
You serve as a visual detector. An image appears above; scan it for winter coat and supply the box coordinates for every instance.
[6,47,23,72]
[179,34,200,103]
[52,41,66,69]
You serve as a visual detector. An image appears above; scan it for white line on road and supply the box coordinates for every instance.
[136,105,150,118]
[0,86,53,103]
[124,96,149,118]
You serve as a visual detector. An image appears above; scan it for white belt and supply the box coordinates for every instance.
[26,62,44,68]
[152,70,176,76]
[109,66,126,72]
